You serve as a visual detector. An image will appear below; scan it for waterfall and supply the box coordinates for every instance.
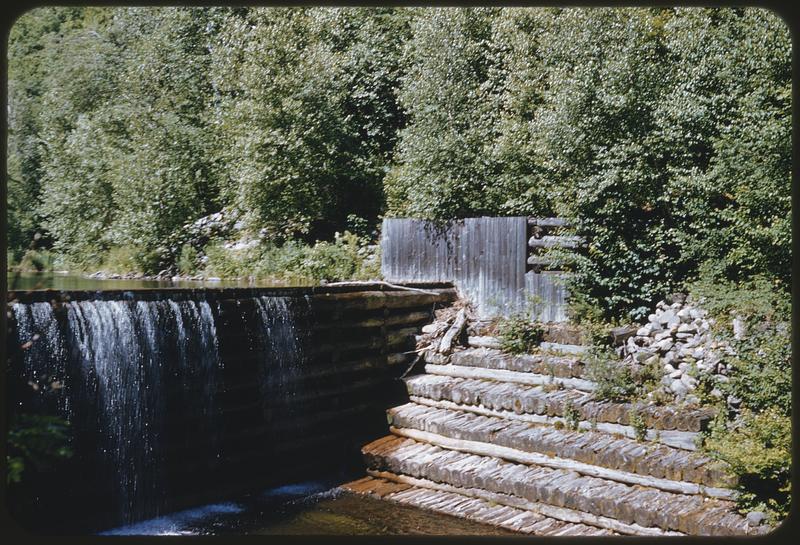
[12,298,224,524]
[11,302,70,414]
[10,292,312,529]
[67,300,168,523]
[254,296,304,409]
[168,300,222,460]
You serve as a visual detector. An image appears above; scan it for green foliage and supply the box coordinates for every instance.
[689,267,790,328]
[628,409,648,442]
[496,315,544,355]
[12,249,56,273]
[704,408,791,524]
[7,7,791,304]
[98,245,152,275]
[690,270,791,416]
[584,351,638,403]
[202,231,380,284]
[211,7,407,242]
[726,330,792,417]
[563,402,580,431]
[386,7,507,220]
[7,414,73,485]
[177,243,200,276]
[566,290,619,347]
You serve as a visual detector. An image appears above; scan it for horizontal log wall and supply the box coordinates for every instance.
[7,283,455,532]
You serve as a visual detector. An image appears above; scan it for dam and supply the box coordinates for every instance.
[7,283,455,532]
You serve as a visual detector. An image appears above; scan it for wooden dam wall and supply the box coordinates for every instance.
[381,218,572,321]
[6,283,456,532]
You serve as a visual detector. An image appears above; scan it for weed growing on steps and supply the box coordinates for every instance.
[628,409,648,442]
[563,402,581,432]
[584,348,637,403]
[496,315,544,355]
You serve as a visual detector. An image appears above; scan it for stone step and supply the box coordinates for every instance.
[386,403,736,492]
[341,475,617,536]
[362,436,763,536]
[451,347,586,378]
[404,374,716,433]
[424,363,597,393]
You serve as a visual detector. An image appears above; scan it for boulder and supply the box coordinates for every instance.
[670,380,689,397]
[658,310,679,326]
[610,325,638,346]
[746,512,766,527]
[654,338,674,352]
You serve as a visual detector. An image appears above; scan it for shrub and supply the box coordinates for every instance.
[566,291,619,347]
[297,232,377,283]
[584,349,637,402]
[628,409,648,442]
[176,243,199,276]
[689,270,791,416]
[563,402,581,431]
[497,315,544,355]
[99,245,151,275]
[7,414,73,485]
[704,408,791,524]
[201,231,381,285]
[13,249,56,273]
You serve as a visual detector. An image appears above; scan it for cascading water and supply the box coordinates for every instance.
[254,296,304,412]
[67,300,167,523]
[11,302,71,415]
[9,291,322,531]
[11,297,225,525]
[167,300,222,460]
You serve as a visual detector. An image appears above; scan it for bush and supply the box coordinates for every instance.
[99,245,150,275]
[7,414,73,485]
[176,243,199,276]
[689,270,791,416]
[566,290,619,347]
[704,408,791,524]
[496,315,544,355]
[298,232,377,283]
[584,350,637,402]
[629,408,648,442]
[201,231,381,285]
[563,402,581,431]
[13,249,56,273]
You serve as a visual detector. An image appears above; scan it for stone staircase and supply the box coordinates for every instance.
[341,343,768,536]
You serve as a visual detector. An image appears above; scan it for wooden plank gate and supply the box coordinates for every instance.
[381,217,579,321]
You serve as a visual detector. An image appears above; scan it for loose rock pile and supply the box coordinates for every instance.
[620,295,736,406]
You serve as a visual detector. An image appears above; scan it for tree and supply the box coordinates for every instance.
[35,10,122,266]
[211,7,408,242]
[385,7,505,221]
[6,7,88,258]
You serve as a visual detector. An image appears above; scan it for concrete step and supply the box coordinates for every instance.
[386,403,736,492]
[362,436,763,536]
[404,374,716,434]
[341,475,617,536]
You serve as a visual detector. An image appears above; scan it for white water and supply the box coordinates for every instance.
[12,294,306,528]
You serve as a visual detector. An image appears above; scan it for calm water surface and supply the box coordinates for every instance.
[6,272,302,291]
